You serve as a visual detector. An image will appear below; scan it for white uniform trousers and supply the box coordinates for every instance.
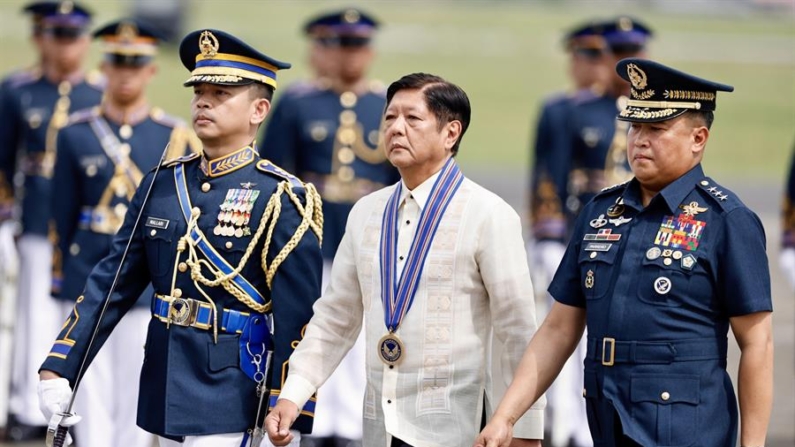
[306,261,365,439]
[67,304,152,447]
[9,235,63,425]
[158,431,301,447]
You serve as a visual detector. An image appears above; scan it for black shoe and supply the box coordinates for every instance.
[2,415,48,442]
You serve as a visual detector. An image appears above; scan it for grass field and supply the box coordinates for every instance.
[1,0,793,180]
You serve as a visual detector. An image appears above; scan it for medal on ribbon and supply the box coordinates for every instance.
[378,158,464,366]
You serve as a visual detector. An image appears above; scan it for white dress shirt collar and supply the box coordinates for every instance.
[399,169,441,210]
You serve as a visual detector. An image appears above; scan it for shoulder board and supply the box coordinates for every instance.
[256,160,303,189]
[595,180,629,197]
[161,152,200,168]
[4,66,42,88]
[65,106,100,125]
[84,70,106,90]
[368,79,386,95]
[696,177,742,212]
[149,107,186,128]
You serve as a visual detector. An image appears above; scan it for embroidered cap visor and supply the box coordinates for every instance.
[179,28,290,88]
[616,58,734,123]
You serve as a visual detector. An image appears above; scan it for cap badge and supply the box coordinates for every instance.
[118,22,138,43]
[59,1,74,14]
[627,63,648,90]
[199,30,219,58]
[343,9,361,24]
[618,16,633,31]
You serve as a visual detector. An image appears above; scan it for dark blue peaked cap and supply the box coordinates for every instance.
[303,8,379,35]
[597,16,653,51]
[617,58,734,123]
[93,19,162,66]
[563,19,606,51]
[179,29,290,89]
[23,1,91,28]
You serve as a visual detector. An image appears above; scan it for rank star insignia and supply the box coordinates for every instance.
[679,201,708,217]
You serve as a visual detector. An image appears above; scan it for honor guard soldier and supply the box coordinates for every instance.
[47,18,201,447]
[528,19,609,447]
[0,1,103,441]
[479,59,773,447]
[38,29,323,447]
[260,8,399,447]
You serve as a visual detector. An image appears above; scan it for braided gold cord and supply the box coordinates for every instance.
[261,181,325,289]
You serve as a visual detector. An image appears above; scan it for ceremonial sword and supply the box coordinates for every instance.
[47,143,171,447]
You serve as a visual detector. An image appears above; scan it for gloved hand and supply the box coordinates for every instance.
[38,378,80,446]
[779,247,795,291]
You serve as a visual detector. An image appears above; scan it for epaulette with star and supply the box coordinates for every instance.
[161,152,200,168]
[696,178,742,213]
[256,160,303,190]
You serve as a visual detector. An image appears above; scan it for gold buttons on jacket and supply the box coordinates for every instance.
[201,182,211,192]
[590,252,597,259]
[172,288,182,298]
[178,262,187,273]
[225,241,233,249]
[150,229,157,237]
[661,391,670,401]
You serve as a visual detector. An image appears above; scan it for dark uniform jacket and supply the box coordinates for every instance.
[41,146,322,439]
[530,89,632,243]
[549,164,772,446]
[260,81,400,259]
[50,105,200,305]
[0,67,103,233]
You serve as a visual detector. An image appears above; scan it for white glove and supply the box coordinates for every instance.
[38,378,81,446]
[779,248,795,291]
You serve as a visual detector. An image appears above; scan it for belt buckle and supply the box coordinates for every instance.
[602,337,616,366]
[169,298,196,326]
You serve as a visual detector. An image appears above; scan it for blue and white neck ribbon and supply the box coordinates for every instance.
[379,157,464,334]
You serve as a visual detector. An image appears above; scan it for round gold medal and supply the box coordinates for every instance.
[378,333,404,366]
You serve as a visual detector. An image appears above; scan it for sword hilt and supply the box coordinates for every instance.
[46,424,69,447]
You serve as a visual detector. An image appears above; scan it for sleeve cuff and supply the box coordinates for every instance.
[276,374,316,411]
[511,408,546,440]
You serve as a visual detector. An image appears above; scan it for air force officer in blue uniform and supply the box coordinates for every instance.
[38,28,323,447]
[477,59,773,447]
[48,19,200,447]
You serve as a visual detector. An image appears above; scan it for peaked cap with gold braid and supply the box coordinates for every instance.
[179,28,290,89]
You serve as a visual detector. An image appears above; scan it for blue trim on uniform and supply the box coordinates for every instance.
[173,163,267,306]
[152,295,259,335]
[195,59,277,80]
[50,342,72,357]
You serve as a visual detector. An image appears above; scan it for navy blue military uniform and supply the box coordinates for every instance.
[260,8,399,260]
[530,17,652,243]
[782,139,795,248]
[549,59,772,446]
[50,19,201,306]
[40,29,323,440]
[0,1,103,235]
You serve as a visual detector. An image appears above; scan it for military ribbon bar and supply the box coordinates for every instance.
[379,157,464,334]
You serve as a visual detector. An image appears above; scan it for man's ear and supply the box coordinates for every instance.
[251,97,271,126]
[443,120,462,152]
[692,125,709,156]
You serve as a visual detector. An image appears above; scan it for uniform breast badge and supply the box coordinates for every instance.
[378,332,404,366]
[589,214,608,228]
[654,210,706,252]
[214,186,260,237]
[585,270,595,289]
